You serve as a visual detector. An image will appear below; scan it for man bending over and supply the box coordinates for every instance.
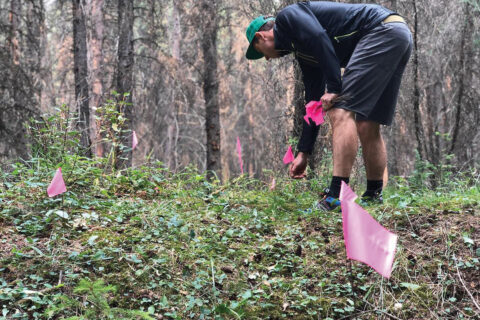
[245,1,412,210]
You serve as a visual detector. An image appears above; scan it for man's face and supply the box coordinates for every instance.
[253,30,281,60]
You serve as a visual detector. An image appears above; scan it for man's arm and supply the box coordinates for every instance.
[290,62,326,179]
[297,61,325,155]
[276,3,342,94]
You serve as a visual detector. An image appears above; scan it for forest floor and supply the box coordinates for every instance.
[0,165,479,319]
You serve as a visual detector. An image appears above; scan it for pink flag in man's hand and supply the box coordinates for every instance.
[47,168,67,197]
[236,136,244,174]
[304,101,326,126]
[283,146,294,164]
[132,131,138,150]
[340,181,398,278]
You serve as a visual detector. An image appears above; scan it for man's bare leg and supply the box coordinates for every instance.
[328,108,358,178]
[357,120,386,201]
[319,107,359,206]
[356,120,386,180]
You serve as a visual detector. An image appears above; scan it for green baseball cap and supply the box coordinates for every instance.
[245,16,275,60]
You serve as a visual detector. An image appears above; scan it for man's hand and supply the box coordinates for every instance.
[321,92,339,110]
[289,152,308,179]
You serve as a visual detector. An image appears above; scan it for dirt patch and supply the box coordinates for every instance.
[0,223,28,259]
[0,223,50,260]
[394,210,479,314]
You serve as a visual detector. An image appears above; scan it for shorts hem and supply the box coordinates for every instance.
[332,105,392,126]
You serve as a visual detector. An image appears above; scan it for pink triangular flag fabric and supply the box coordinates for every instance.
[236,136,244,174]
[283,146,294,165]
[303,101,326,126]
[340,181,397,278]
[132,131,138,150]
[339,181,358,202]
[47,168,67,197]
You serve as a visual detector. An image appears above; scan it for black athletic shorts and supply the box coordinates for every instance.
[336,21,413,125]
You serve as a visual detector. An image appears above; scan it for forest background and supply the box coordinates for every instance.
[1,0,479,181]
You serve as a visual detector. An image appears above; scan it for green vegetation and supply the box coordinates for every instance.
[0,108,479,319]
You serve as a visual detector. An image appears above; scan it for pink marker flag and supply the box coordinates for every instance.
[304,100,326,126]
[283,145,294,164]
[236,136,244,174]
[47,168,67,197]
[132,131,138,150]
[340,181,398,278]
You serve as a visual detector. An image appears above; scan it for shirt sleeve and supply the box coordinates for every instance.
[296,60,326,154]
[276,4,342,94]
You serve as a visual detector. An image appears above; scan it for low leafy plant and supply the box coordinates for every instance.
[45,279,154,320]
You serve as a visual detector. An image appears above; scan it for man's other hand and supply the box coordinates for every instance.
[321,92,339,110]
[289,152,308,179]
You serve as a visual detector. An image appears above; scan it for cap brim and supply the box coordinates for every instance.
[246,43,264,60]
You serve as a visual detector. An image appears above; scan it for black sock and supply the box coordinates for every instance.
[364,180,383,197]
[328,176,349,198]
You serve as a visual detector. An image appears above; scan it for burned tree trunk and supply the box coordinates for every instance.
[72,0,91,156]
[412,0,426,161]
[200,0,221,180]
[116,0,134,168]
[449,2,473,155]
[8,0,20,66]
[291,61,305,149]
[0,0,37,161]
[87,0,105,157]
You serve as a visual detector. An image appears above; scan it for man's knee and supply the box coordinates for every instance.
[328,108,355,127]
[356,120,381,141]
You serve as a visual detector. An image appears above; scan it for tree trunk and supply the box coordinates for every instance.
[449,2,473,154]
[166,0,182,170]
[87,0,105,157]
[116,0,134,168]
[291,61,305,147]
[8,0,20,66]
[412,0,426,161]
[73,0,92,156]
[201,0,221,180]
[170,0,182,62]
[1,0,27,161]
